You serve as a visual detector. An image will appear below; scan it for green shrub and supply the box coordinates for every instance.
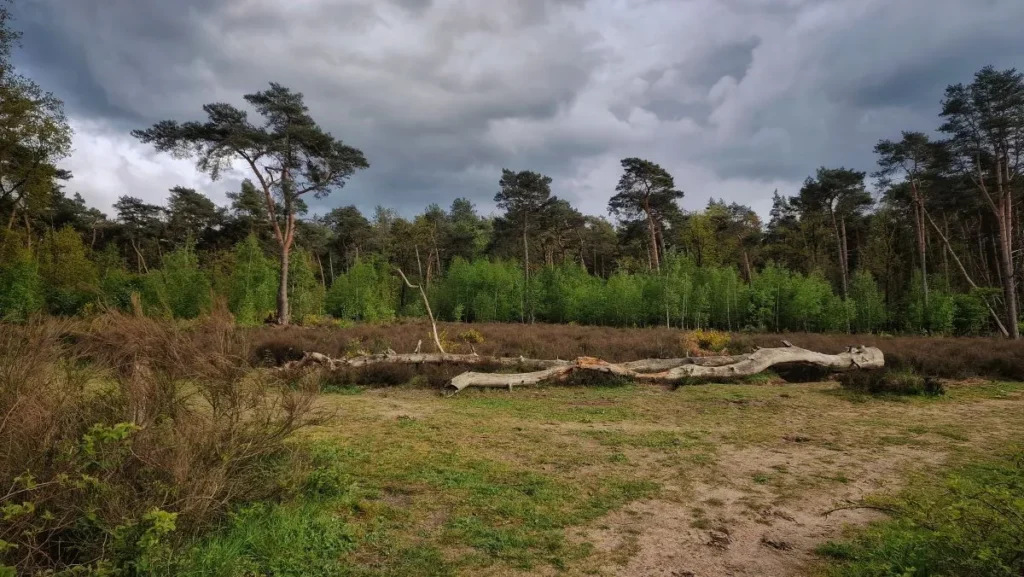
[0,243,43,322]
[142,244,212,318]
[99,267,145,312]
[326,258,396,322]
[228,235,277,326]
[288,248,325,323]
[838,369,944,396]
[38,226,99,316]
[819,450,1024,577]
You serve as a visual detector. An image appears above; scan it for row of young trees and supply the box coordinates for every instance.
[1,4,1022,335]
[0,221,993,335]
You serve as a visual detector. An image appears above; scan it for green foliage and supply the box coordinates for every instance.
[228,235,277,325]
[0,241,42,321]
[99,267,145,313]
[434,258,525,323]
[288,247,324,324]
[954,289,995,336]
[38,226,98,315]
[143,244,211,318]
[1,421,183,573]
[850,270,886,333]
[820,450,1024,577]
[326,257,396,322]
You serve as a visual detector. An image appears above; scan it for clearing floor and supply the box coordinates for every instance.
[311,379,1024,577]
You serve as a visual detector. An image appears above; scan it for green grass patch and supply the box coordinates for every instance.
[183,431,660,575]
[169,502,358,577]
[818,449,1024,577]
[455,393,640,423]
[578,429,707,451]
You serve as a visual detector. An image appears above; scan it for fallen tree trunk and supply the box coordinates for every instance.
[280,352,571,372]
[448,345,882,394]
[279,343,884,396]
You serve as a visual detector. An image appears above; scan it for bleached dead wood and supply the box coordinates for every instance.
[395,268,446,353]
[447,345,883,394]
[279,351,571,372]
[279,343,884,396]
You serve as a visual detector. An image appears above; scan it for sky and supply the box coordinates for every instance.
[10,0,1024,222]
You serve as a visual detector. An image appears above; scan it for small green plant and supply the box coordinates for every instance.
[301,442,353,499]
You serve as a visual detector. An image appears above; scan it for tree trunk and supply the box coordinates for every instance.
[996,200,1019,338]
[924,207,1010,337]
[941,214,950,290]
[316,253,327,291]
[278,345,885,396]
[645,207,660,272]
[6,200,17,232]
[657,222,667,268]
[830,209,848,298]
[911,183,928,309]
[447,345,883,393]
[277,244,291,326]
[523,220,531,323]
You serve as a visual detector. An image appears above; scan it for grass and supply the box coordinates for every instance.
[816,450,1024,577]
[157,375,1022,576]
[164,433,659,575]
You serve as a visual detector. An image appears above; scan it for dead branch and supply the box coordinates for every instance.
[396,267,445,353]
[278,344,884,396]
[446,345,882,394]
[278,351,570,372]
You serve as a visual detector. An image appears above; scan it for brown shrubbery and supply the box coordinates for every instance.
[0,314,325,574]
[247,320,685,364]
[248,321,1024,383]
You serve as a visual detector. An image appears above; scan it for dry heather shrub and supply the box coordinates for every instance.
[457,329,485,344]
[681,329,731,356]
[0,313,327,574]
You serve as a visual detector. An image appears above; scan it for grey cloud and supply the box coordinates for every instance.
[11,0,1024,220]
[638,38,759,123]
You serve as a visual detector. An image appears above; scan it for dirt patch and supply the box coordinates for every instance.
[584,444,945,577]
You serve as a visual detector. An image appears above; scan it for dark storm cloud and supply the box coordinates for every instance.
[10,0,1024,219]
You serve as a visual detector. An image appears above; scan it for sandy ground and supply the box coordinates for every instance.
[576,396,1022,577]
[324,382,1024,577]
